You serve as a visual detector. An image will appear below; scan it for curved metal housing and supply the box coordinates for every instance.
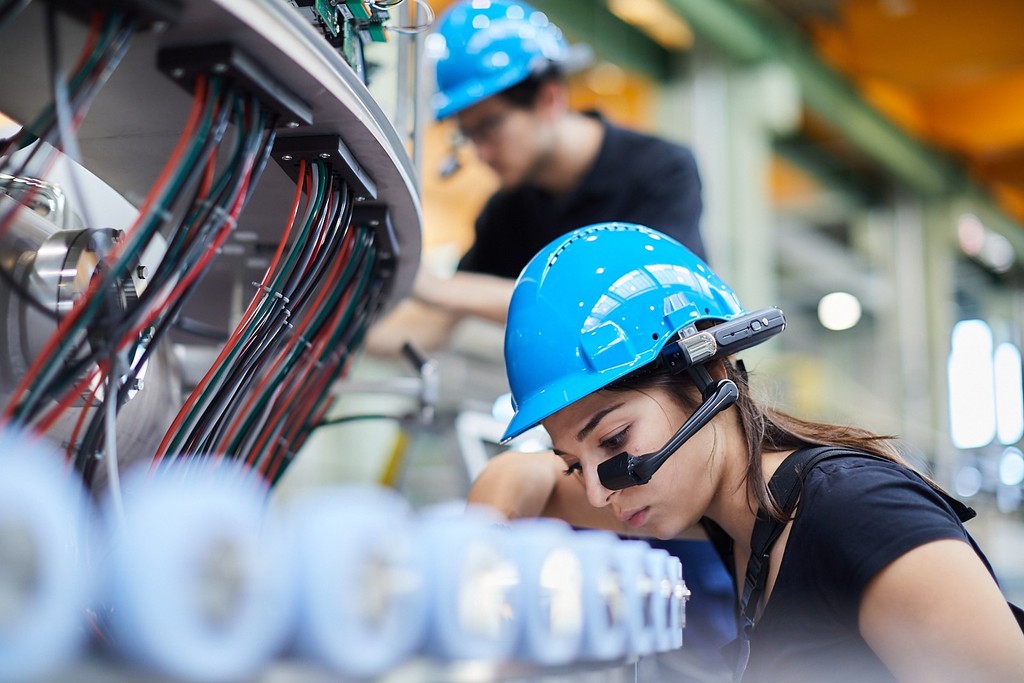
[0,0,422,486]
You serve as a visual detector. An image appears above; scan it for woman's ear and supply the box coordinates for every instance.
[706,359,730,382]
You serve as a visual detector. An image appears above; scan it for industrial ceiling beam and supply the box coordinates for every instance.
[663,0,962,196]
[536,0,673,82]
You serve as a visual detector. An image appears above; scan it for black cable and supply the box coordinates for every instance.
[145,101,281,459]
[79,96,274,471]
[237,231,378,464]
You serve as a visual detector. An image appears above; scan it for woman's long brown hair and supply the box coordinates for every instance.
[609,358,907,521]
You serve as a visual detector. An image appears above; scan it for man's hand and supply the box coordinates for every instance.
[411,269,514,325]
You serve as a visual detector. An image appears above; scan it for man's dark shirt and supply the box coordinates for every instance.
[458,116,705,278]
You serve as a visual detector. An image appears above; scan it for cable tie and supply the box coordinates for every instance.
[251,282,292,306]
[149,206,173,229]
[204,202,238,231]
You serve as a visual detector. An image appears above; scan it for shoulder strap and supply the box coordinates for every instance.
[734,446,835,680]
[739,447,841,629]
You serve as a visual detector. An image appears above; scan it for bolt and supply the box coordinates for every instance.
[285,121,300,129]
[318,152,331,159]
[150,21,168,33]
[281,154,293,161]
[171,67,185,79]
[369,220,380,227]
[212,63,228,74]
[356,196,366,202]
[136,265,148,279]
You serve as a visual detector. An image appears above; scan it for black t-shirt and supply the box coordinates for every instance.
[745,455,971,683]
[457,116,705,278]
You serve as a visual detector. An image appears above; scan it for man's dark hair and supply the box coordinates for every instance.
[497,64,565,108]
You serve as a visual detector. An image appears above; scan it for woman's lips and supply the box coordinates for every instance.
[620,506,650,530]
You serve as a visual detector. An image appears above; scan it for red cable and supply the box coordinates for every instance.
[31,365,101,436]
[248,257,363,473]
[2,76,209,423]
[234,221,358,463]
[152,159,308,464]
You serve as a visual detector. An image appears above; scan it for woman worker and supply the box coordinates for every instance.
[468,222,1024,682]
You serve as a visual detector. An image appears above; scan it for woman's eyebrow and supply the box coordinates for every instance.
[576,403,624,442]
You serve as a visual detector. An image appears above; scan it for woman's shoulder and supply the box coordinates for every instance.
[793,451,969,556]
[801,452,954,511]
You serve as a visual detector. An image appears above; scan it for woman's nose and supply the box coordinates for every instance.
[582,466,614,508]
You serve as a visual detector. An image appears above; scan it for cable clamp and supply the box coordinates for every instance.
[199,202,237,231]
[251,282,291,304]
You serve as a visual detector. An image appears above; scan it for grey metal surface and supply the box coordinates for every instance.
[0,0,421,316]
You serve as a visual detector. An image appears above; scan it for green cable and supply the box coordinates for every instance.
[14,78,224,422]
[164,156,328,455]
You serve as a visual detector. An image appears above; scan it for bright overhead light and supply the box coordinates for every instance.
[957,213,1016,274]
[948,320,996,450]
[817,291,862,331]
[1000,447,1024,487]
[994,342,1024,445]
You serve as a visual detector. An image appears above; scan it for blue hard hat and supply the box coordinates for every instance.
[428,0,571,120]
[502,223,749,442]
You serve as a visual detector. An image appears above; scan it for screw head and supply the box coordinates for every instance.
[318,152,331,159]
[171,67,185,79]
[212,63,228,74]
[281,154,293,161]
[285,121,300,129]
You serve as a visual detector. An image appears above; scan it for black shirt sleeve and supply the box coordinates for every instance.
[795,458,970,612]
[620,143,705,261]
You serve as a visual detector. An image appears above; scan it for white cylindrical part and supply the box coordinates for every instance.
[667,555,688,649]
[506,518,583,665]
[571,529,628,662]
[103,459,294,682]
[288,484,427,677]
[417,503,520,662]
[616,539,657,657]
[0,432,94,682]
[645,547,674,652]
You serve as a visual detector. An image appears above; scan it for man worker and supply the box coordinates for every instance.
[366,0,705,355]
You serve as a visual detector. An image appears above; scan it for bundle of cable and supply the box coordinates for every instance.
[287,483,428,677]
[0,429,96,682]
[99,457,294,682]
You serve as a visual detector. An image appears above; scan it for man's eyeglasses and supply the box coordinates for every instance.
[456,109,514,146]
